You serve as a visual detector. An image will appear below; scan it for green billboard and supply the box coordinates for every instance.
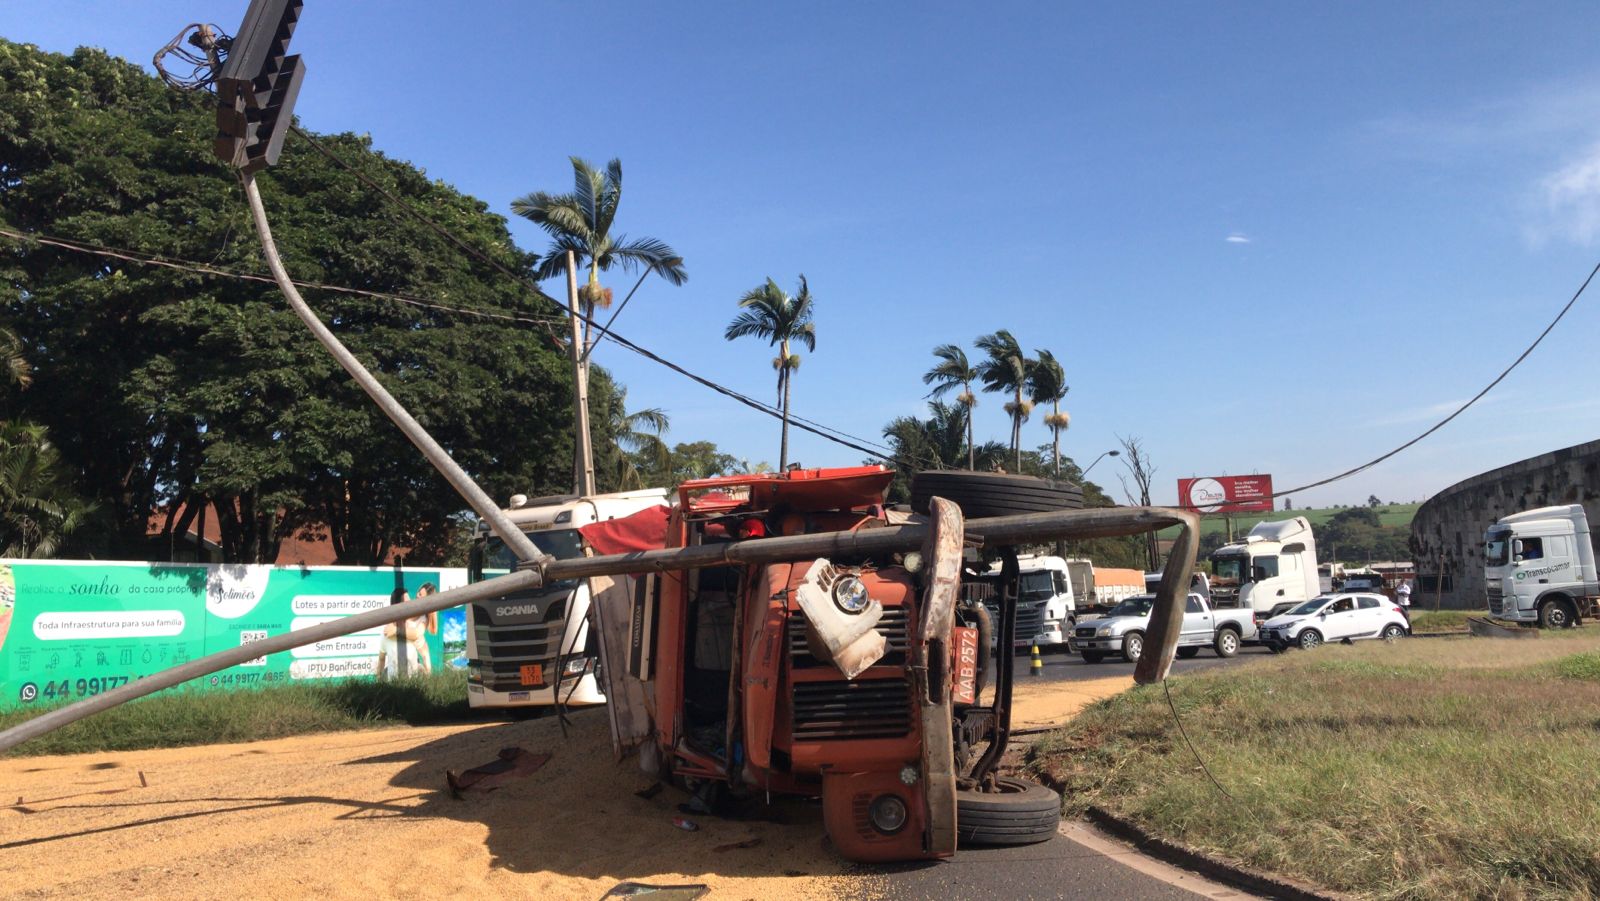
[0,560,467,710]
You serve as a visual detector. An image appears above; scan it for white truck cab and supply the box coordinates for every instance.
[466,488,669,709]
[1208,516,1319,615]
[1484,504,1599,629]
[973,554,1076,648]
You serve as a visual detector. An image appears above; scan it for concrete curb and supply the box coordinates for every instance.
[1078,805,1344,901]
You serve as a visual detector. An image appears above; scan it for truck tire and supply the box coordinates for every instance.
[1539,596,1576,629]
[1080,651,1105,664]
[956,777,1061,847]
[1176,647,1200,659]
[1121,631,1144,663]
[1297,629,1323,650]
[910,470,1083,519]
[1213,628,1240,658]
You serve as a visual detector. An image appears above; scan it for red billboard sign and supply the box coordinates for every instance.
[1177,475,1274,513]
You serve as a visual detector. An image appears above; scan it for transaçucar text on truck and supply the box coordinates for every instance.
[565,466,1201,862]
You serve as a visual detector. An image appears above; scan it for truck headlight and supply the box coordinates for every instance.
[868,794,908,834]
[833,576,870,614]
[563,657,591,676]
[1097,625,1113,636]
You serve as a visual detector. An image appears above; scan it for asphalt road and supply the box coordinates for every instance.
[1009,640,1277,682]
[865,821,1245,900]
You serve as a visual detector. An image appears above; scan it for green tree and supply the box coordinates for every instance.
[510,157,687,350]
[0,40,596,564]
[666,440,741,484]
[601,386,670,491]
[974,330,1034,472]
[724,275,816,470]
[1029,348,1069,477]
[921,344,978,469]
[881,401,968,501]
[0,421,90,557]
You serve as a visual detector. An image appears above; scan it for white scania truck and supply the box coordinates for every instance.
[1208,516,1320,617]
[466,488,669,710]
[1484,504,1599,629]
[970,554,1077,649]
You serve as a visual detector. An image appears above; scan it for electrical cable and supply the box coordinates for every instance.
[1269,260,1600,500]
[0,221,928,468]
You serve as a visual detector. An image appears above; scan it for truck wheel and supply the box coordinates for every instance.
[1176,647,1200,659]
[1080,651,1104,664]
[1214,628,1240,658]
[1297,629,1323,650]
[1381,623,1405,641]
[1121,631,1144,663]
[956,777,1062,847]
[910,470,1083,519]
[1540,597,1576,629]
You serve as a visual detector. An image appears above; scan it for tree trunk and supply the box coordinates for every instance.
[1012,387,1023,473]
[779,339,791,471]
[1051,400,1061,477]
[965,394,974,471]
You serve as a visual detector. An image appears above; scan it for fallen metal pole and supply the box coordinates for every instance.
[240,173,547,569]
[0,505,1198,752]
[0,569,541,753]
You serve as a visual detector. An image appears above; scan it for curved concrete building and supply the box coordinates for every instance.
[1410,439,1600,608]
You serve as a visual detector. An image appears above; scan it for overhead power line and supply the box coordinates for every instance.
[0,222,920,468]
[1270,259,1600,500]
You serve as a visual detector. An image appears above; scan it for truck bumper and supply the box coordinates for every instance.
[466,673,605,709]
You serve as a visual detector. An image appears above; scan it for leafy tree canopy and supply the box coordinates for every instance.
[0,40,618,564]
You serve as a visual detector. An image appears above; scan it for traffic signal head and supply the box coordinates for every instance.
[213,0,306,172]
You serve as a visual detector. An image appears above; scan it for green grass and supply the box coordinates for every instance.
[1027,635,1600,900]
[1408,609,1483,633]
[0,669,472,757]
[1158,503,1420,539]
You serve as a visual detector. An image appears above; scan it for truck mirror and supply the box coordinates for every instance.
[1513,539,1523,556]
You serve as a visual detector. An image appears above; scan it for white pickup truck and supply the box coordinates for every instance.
[1069,592,1257,664]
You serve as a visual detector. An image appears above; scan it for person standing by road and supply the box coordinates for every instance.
[1396,578,1413,626]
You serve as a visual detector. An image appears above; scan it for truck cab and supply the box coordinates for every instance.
[1209,516,1319,615]
[466,487,669,710]
[1485,504,1599,628]
[970,554,1075,649]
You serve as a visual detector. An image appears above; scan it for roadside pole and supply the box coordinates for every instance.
[567,250,596,497]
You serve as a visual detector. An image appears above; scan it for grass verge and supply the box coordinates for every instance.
[1408,609,1485,633]
[0,669,472,757]
[1027,635,1600,899]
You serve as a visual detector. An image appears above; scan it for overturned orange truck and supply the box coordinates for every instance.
[575,465,1200,862]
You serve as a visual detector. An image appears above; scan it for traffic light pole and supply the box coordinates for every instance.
[240,172,548,568]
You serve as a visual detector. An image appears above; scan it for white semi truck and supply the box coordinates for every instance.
[1208,516,1320,616]
[466,488,669,710]
[1484,504,1599,629]
[970,554,1077,649]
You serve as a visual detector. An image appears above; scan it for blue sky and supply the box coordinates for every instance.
[7,2,1600,509]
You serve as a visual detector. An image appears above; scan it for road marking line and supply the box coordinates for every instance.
[1059,821,1251,899]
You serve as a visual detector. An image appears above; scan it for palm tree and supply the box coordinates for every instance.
[1030,349,1069,477]
[922,344,978,469]
[0,328,30,390]
[724,275,817,470]
[510,157,688,352]
[0,422,87,557]
[606,387,670,490]
[974,330,1034,472]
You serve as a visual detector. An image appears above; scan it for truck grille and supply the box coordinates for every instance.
[470,596,570,691]
[982,601,1044,644]
[787,605,909,667]
[791,678,912,741]
[1487,584,1503,616]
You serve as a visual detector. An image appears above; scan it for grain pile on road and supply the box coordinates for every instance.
[1,676,1130,899]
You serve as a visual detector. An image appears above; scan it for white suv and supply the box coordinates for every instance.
[1258,592,1408,652]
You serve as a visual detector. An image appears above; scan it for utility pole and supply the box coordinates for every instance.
[567,250,596,497]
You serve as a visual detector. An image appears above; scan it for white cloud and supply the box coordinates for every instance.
[1535,142,1600,246]
[1225,233,1251,244]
